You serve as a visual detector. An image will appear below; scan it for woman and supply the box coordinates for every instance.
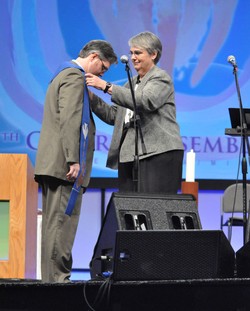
[86,31,184,194]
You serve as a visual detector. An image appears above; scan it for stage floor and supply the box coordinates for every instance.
[1,277,250,311]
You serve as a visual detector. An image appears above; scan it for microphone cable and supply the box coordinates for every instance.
[83,274,113,311]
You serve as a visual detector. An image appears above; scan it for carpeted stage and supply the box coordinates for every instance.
[1,277,250,310]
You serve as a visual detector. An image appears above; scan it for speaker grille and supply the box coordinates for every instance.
[113,230,235,280]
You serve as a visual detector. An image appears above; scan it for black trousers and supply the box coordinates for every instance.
[118,150,184,194]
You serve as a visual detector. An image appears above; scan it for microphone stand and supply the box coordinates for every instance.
[232,64,250,244]
[124,62,146,192]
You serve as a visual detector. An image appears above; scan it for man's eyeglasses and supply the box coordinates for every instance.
[99,57,108,72]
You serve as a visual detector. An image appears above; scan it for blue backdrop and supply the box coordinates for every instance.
[1,0,250,180]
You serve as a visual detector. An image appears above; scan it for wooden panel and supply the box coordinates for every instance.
[0,154,38,278]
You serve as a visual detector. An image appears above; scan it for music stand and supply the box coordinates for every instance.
[229,108,250,131]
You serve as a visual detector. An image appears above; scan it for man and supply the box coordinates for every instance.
[35,40,117,282]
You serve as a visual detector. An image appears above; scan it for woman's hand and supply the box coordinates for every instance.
[85,73,106,91]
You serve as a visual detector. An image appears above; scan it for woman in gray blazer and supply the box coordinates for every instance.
[86,31,184,194]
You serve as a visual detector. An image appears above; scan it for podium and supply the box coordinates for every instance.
[0,154,38,279]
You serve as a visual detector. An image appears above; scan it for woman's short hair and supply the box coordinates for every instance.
[128,31,162,64]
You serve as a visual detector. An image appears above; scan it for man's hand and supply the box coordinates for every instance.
[66,163,80,182]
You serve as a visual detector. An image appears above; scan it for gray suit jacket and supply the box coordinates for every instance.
[92,65,184,169]
[35,67,95,187]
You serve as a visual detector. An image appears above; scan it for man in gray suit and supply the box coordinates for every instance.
[86,31,184,194]
[35,40,117,282]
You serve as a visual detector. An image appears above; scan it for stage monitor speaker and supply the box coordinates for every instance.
[112,230,235,281]
[236,241,250,277]
[90,192,202,279]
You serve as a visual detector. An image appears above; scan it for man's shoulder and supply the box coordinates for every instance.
[51,61,84,82]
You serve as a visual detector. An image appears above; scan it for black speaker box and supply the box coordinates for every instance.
[90,192,202,279]
[236,241,250,277]
[112,230,235,281]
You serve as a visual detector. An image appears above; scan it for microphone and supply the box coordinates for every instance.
[227,55,237,67]
[120,55,129,64]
